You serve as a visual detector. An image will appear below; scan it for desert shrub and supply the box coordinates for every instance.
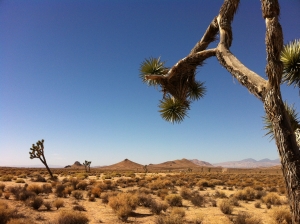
[43,201,52,211]
[29,196,44,210]
[76,181,88,190]
[15,179,25,183]
[231,212,262,224]
[53,199,64,210]
[0,183,5,191]
[171,207,185,218]
[27,184,43,195]
[63,186,74,196]
[262,192,281,205]
[254,202,261,208]
[31,174,46,182]
[0,201,16,224]
[72,190,83,200]
[219,199,233,215]
[73,205,86,211]
[197,179,210,188]
[234,187,256,201]
[214,190,227,198]
[69,177,80,189]
[108,192,138,221]
[76,173,88,180]
[18,190,36,201]
[0,190,2,198]
[228,197,240,206]
[101,192,117,204]
[56,184,66,197]
[155,214,184,224]
[56,211,89,224]
[42,183,52,194]
[269,187,278,192]
[165,194,182,207]
[4,192,11,199]
[270,207,292,224]
[255,190,267,199]
[150,200,169,214]
[137,192,153,207]
[157,189,169,200]
[180,187,191,200]
[0,175,13,181]
[190,193,205,207]
[88,195,95,202]
[8,186,23,200]
[91,187,101,198]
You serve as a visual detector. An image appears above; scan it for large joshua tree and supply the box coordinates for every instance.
[139,0,300,222]
[29,139,53,179]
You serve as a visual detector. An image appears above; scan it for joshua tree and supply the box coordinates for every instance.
[143,165,148,173]
[83,160,91,172]
[139,1,300,222]
[29,139,53,179]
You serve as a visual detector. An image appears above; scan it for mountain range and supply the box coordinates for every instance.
[3,158,280,169]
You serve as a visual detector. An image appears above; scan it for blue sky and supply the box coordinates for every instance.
[1,0,300,167]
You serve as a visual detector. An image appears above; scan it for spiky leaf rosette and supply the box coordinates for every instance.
[139,57,168,86]
[281,39,300,87]
[187,80,206,101]
[159,97,188,124]
[263,102,300,140]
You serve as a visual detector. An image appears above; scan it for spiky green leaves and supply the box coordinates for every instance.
[188,81,206,101]
[159,97,188,124]
[139,57,167,86]
[263,102,300,140]
[281,39,300,87]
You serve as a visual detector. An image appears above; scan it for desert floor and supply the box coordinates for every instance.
[0,167,291,224]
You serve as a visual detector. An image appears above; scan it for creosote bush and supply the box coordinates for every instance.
[53,199,64,210]
[165,194,182,207]
[108,192,138,221]
[271,207,292,224]
[56,211,89,224]
[262,192,282,205]
[219,199,233,215]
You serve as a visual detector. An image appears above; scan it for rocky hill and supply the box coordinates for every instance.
[190,159,213,167]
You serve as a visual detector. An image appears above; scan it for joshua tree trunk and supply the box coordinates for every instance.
[40,157,54,179]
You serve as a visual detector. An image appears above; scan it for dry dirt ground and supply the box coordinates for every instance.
[0,168,291,224]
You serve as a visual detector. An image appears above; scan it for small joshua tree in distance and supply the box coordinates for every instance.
[29,139,53,179]
[83,160,91,172]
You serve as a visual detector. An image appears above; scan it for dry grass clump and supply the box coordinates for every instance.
[108,192,138,221]
[180,186,192,199]
[76,181,88,190]
[27,184,43,195]
[155,214,184,224]
[0,175,13,181]
[15,179,25,183]
[190,192,205,207]
[42,183,52,194]
[171,207,185,218]
[29,196,44,210]
[234,187,256,201]
[72,190,84,200]
[56,210,89,224]
[55,184,66,197]
[270,207,292,224]
[262,192,282,205]
[219,199,233,215]
[214,190,227,198]
[90,186,101,198]
[165,194,182,207]
[0,201,17,224]
[137,192,153,207]
[0,183,5,191]
[43,201,52,211]
[157,189,169,200]
[150,200,169,214]
[230,212,262,224]
[53,199,64,210]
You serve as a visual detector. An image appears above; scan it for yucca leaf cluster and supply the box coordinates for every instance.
[29,139,45,159]
[139,57,206,123]
[281,39,300,87]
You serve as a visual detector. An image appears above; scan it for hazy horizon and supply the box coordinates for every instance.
[1,0,300,167]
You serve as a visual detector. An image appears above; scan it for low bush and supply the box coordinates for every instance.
[0,201,16,224]
[56,184,66,197]
[15,179,25,183]
[43,201,52,211]
[271,207,292,224]
[155,214,184,224]
[171,207,185,218]
[73,205,86,211]
[27,184,43,195]
[29,196,44,210]
[42,183,53,194]
[108,192,138,221]
[219,199,233,215]
[150,200,169,215]
[262,192,281,205]
[180,187,192,200]
[76,181,88,190]
[0,183,5,191]
[53,199,64,210]
[56,211,89,224]
[165,194,182,207]
[72,190,83,200]
[231,212,262,224]
[190,193,205,207]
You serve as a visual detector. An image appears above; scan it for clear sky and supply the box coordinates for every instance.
[1,0,300,167]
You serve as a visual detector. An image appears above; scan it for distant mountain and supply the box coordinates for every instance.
[213,158,280,168]
[148,158,202,170]
[3,164,64,168]
[190,159,213,167]
[99,159,144,170]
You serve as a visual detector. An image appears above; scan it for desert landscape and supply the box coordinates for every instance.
[0,158,291,224]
